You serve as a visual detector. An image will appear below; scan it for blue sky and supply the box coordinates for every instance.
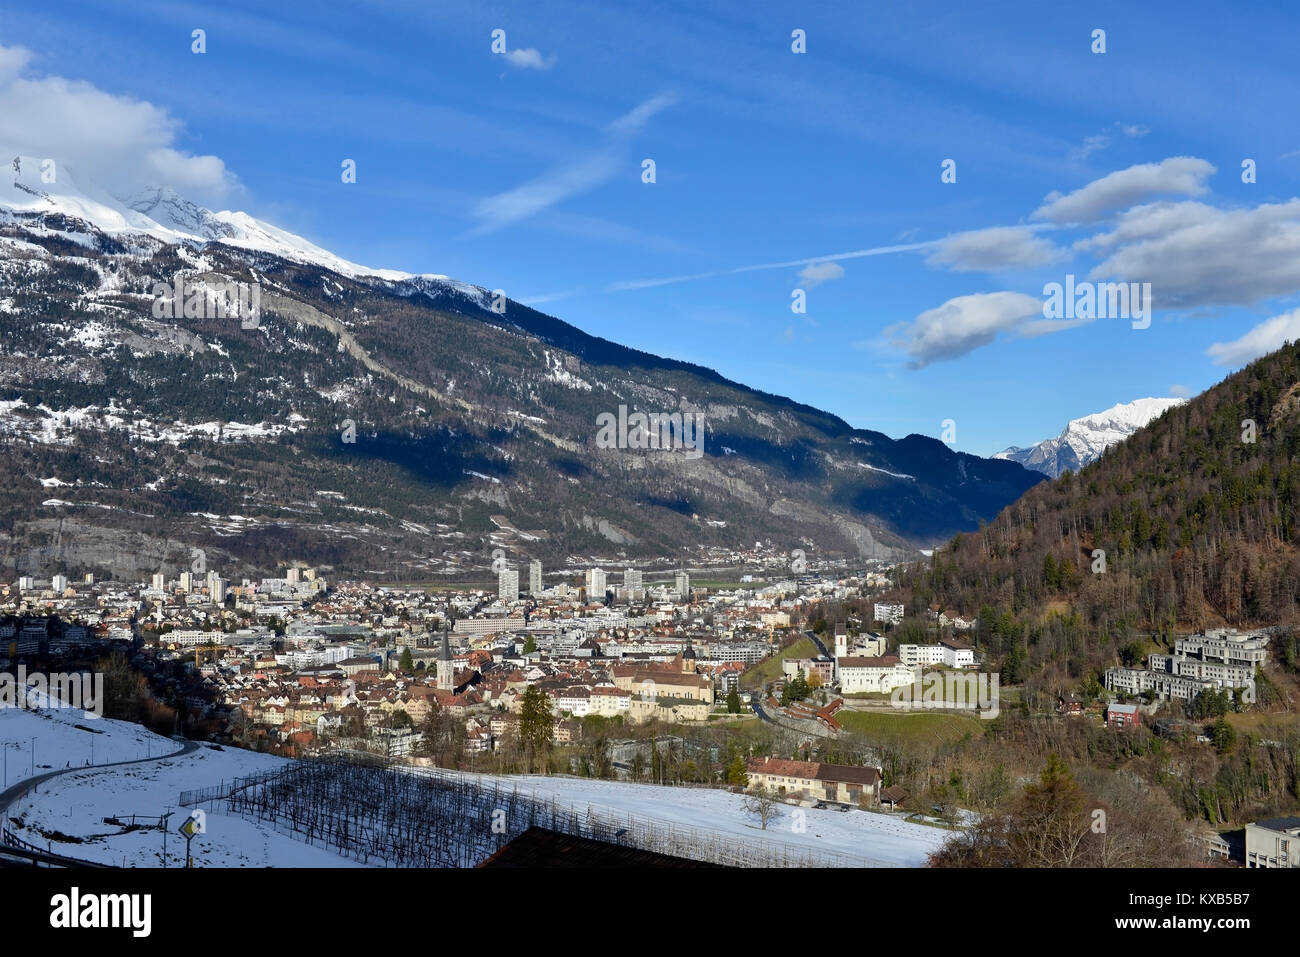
[4,0,1300,455]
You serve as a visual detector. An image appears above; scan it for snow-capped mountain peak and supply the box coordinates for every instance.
[995,396,1187,478]
[1,154,488,296]
[125,185,239,241]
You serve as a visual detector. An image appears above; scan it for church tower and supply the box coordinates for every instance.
[437,627,454,691]
[681,637,696,674]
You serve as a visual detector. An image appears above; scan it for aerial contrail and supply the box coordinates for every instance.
[604,239,939,293]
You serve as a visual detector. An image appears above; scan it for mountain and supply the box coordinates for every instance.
[0,157,1044,580]
[904,342,1300,674]
[994,397,1187,478]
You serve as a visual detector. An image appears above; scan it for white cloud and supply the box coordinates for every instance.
[606,93,676,134]
[885,291,1044,368]
[1081,199,1300,308]
[470,152,620,236]
[1169,384,1192,397]
[1207,309,1300,367]
[797,262,844,287]
[468,94,672,236]
[926,225,1065,272]
[1118,123,1149,138]
[0,43,34,80]
[0,42,237,204]
[503,48,556,70]
[1072,134,1110,162]
[1033,157,1215,224]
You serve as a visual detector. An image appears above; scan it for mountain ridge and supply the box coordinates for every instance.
[0,158,1045,580]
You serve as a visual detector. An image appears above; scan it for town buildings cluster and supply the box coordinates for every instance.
[0,558,895,758]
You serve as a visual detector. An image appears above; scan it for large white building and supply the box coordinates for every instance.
[874,603,904,626]
[499,566,519,602]
[899,643,945,668]
[1105,629,1266,702]
[529,560,543,595]
[624,567,643,592]
[585,567,607,601]
[675,570,690,600]
[940,639,975,668]
[838,655,915,694]
[1246,817,1300,868]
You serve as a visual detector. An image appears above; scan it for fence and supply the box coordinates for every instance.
[181,754,893,868]
[1,826,109,867]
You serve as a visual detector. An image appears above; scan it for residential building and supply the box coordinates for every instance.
[898,644,945,668]
[499,566,519,603]
[746,756,882,806]
[586,567,607,602]
[675,570,690,600]
[1106,703,1140,729]
[940,638,975,668]
[1245,817,1300,868]
[874,603,904,626]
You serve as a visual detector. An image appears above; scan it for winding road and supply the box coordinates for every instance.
[0,734,201,862]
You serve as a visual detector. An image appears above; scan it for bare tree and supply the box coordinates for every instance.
[742,784,782,830]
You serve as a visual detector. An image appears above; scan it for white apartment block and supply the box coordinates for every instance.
[1245,817,1300,868]
[529,560,543,594]
[586,567,607,600]
[703,641,769,664]
[1148,654,1254,685]
[899,644,945,668]
[274,645,352,669]
[167,629,226,648]
[1106,628,1266,703]
[453,617,527,636]
[874,603,904,625]
[940,639,975,668]
[1175,629,1270,668]
[499,567,519,602]
[1104,666,1254,703]
[555,687,592,717]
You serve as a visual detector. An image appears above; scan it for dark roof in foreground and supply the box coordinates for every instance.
[478,827,724,868]
[1252,816,1300,832]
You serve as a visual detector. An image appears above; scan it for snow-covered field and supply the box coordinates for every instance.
[1,700,355,867]
[0,694,163,782]
[421,770,949,867]
[4,698,949,867]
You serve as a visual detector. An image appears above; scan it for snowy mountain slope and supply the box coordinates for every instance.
[995,397,1187,478]
[1,155,474,288]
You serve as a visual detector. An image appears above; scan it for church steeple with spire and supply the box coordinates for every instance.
[437,625,454,691]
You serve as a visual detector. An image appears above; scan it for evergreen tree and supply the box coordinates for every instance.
[518,685,553,773]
